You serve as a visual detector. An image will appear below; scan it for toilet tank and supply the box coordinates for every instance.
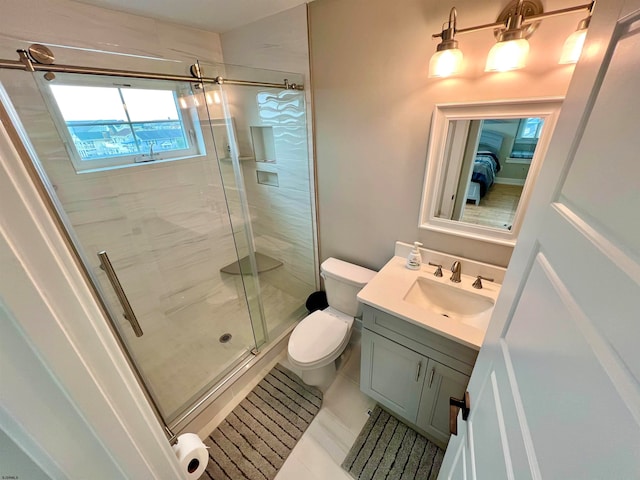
[321,258,377,317]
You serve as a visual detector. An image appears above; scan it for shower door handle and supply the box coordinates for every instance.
[98,251,144,337]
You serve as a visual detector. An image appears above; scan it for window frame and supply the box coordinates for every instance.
[515,117,544,139]
[509,116,545,161]
[38,73,206,173]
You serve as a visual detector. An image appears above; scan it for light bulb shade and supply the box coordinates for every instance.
[485,38,530,72]
[429,48,463,78]
[559,28,587,64]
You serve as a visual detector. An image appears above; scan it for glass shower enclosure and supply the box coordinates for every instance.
[0,47,317,432]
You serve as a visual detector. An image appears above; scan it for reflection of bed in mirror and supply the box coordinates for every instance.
[467,130,502,204]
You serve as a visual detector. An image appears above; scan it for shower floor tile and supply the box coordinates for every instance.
[136,270,312,420]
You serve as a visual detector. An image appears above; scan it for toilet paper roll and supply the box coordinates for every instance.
[172,433,209,480]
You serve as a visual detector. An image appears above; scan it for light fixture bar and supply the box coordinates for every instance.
[522,2,593,23]
[432,2,592,39]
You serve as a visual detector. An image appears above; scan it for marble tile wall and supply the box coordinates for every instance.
[0,2,257,421]
[219,4,319,300]
[1,0,318,420]
[0,0,223,68]
[221,86,316,335]
[2,68,260,419]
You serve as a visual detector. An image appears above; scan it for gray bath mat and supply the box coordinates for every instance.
[220,252,283,275]
[342,405,444,480]
[204,363,322,479]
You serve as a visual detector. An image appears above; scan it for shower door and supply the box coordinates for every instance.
[199,62,318,342]
[0,63,260,425]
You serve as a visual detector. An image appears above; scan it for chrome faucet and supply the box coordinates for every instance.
[472,275,494,289]
[428,262,443,277]
[450,261,461,283]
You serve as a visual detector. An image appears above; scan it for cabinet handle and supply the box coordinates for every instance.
[428,367,435,388]
[415,361,422,382]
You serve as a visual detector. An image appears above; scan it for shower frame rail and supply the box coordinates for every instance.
[0,47,304,90]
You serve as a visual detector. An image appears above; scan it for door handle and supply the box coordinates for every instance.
[98,251,144,337]
[415,361,422,382]
[449,391,470,436]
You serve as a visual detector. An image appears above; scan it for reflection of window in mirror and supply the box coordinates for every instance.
[510,117,544,162]
[518,117,543,138]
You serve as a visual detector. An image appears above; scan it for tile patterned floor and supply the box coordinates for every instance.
[200,329,379,480]
[274,332,376,480]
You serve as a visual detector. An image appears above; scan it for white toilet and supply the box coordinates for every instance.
[288,257,376,386]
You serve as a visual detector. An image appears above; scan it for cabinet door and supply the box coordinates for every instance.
[361,330,426,423]
[416,359,469,448]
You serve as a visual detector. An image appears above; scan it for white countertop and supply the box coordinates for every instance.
[357,256,501,350]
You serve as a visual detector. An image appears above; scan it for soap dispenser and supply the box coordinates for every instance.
[406,242,423,270]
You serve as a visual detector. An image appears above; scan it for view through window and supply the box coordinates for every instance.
[46,79,204,172]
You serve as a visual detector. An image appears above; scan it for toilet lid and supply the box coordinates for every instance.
[288,310,349,364]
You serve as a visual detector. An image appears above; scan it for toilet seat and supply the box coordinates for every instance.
[288,308,352,369]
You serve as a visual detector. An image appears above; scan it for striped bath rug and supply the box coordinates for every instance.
[342,405,444,480]
[203,363,322,479]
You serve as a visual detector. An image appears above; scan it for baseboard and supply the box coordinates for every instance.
[494,177,526,186]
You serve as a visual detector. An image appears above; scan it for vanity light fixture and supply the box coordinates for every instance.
[430,0,594,77]
[485,0,531,72]
[428,7,464,78]
[559,2,594,64]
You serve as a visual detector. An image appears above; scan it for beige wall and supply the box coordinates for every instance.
[309,0,582,270]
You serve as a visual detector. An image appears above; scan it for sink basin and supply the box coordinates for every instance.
[403,277,494,320]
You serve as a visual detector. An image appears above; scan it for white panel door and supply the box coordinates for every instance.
[440,1,640,478]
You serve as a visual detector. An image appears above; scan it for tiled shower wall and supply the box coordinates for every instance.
[0,0,316,418]
[219,4,318,321]
[231,88,315,279]
[2,66,256,418]
[222,86,316,335]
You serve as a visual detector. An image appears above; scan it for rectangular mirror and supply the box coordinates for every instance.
[419,99,562,246]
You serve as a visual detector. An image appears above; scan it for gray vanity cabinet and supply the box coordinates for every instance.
[360,304,478,448]
[415,359,469,446]
[361,330,426,421]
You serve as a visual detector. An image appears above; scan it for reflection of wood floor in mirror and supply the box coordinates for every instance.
[461,183,524,230]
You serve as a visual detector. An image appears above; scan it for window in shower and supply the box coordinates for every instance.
[43,76,206,172]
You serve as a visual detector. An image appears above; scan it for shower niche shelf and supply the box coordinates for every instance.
[257,170,279,187]
[250,126,276,163]
[219,156,255,162]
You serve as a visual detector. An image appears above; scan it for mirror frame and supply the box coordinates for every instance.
[419,98,563,246]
